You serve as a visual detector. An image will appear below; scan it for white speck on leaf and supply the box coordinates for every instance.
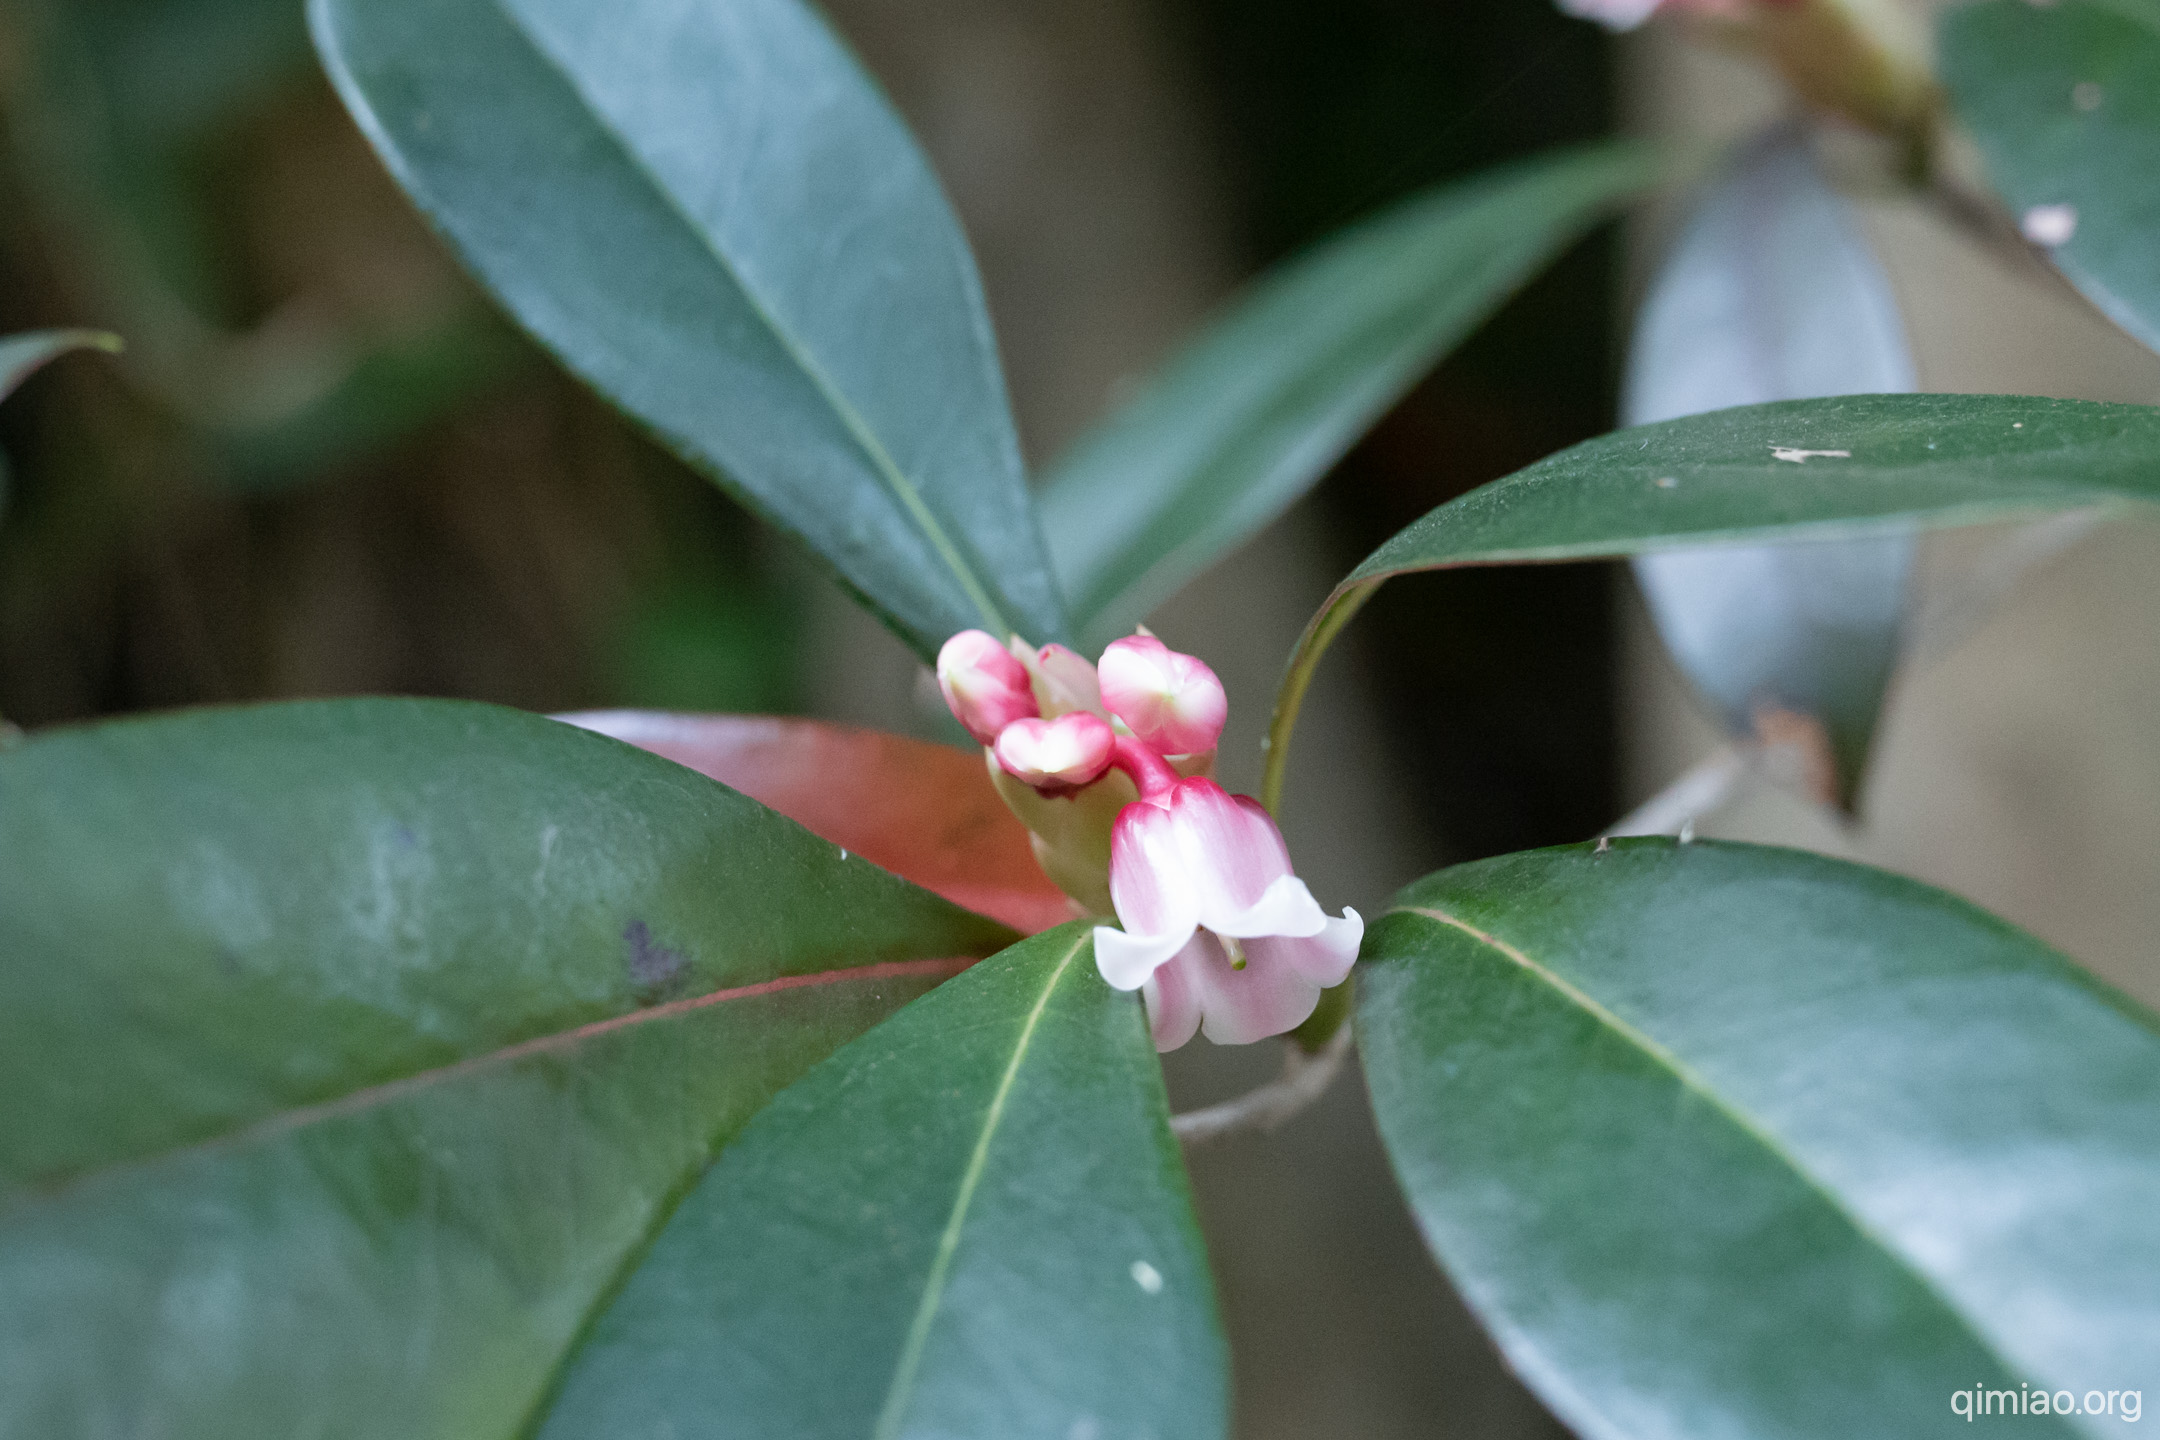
[2074,81,2104,111]
[838,847,849,862]
[1131,1260,1164,1294]
[1770,446,1851,464]
[2021,204,2078,247]
[1654,476,1678,489]
[534,823,561,892]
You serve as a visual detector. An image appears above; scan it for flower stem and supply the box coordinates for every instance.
[1259,580,1379,817]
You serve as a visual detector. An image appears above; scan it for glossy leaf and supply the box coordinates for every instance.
[1360,840,2160,1440]
[311,0,1069,657]
[0,699,1013,1439]
[1267,394,2160,801]
[562,711,1075,934]
[1943,0,2160,355]
[1042,143,1658,643]
[1348,394,2160,577]
[537,923,1226,1440]
[1624,131,1916,798]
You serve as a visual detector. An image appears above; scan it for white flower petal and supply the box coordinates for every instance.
[1242,907,1362,987]
[1204,873,1329,940]
[1093,921,1194,992]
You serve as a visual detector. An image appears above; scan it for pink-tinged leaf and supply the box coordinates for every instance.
[564,712,1077,934]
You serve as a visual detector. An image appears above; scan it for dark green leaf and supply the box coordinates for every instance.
[1350,393,2160,581]
[1943,0,2160,355]
[1269,395,2160,797]
[1360,840,2160,1440]
[311,0,1070,657]
[537,924,1227,1440]
[0,698,1013,1439]
[1624,131,1915,795]
[1042,144,1658,643]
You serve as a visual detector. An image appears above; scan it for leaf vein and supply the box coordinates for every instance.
[1393,903,2035,1387]
[482,0,1014,639]
[871,930,1089,1438]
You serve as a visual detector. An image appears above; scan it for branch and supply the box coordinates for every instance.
[1171,1024,1354,1145]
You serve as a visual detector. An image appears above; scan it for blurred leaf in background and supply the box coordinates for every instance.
[0,0,805,725]
[1623,129,1918,805]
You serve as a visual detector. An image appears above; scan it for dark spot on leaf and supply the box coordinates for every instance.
[394,824,420,849]
[623,920,686,994]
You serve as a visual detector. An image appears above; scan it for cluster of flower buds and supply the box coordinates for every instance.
[938,629,1361,1052]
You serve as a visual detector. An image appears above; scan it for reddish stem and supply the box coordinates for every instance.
[1108,735,1180,803]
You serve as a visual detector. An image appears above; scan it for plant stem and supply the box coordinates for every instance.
[1259,579,1379,816]
[1171,1023,1354,1144]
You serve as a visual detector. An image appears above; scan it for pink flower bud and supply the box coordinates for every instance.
[1092,776,1359,1051]
[937,630,1038,744]
[1031,643,1105,718]
[993,712,1116,795]
[1097,635,1228,757]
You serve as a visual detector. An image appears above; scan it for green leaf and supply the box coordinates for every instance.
[1348,394,2160,582]
[1623,131,1916,797]
[1041,143,1659,644]
[0,330,121,404]
[1942,0,2160,355]
[535,924,1227,1440]
[0,698,1013,1439]
[310,0,1070,658]
[1359,840,2160,1440]
[1264,393,2160,808]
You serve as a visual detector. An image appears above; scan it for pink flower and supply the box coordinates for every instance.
[1092,759,1360,1051]
[1098,635,1228,757]
[993,712,1115,795]
[936,630,1037,744]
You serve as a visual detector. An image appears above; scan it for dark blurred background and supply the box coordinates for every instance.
[0,1,1624,1434]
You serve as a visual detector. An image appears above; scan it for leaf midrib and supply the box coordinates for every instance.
[1394,903,2041,1400]
[10,957,970,1210]
[462,0,1019,640]
[871,930,1089,1439]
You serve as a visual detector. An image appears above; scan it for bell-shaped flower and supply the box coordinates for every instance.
[1099,635,1228,757]
[1092,770,1360,1051]
[937,629,1037,744]
[993,712,1115,796]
